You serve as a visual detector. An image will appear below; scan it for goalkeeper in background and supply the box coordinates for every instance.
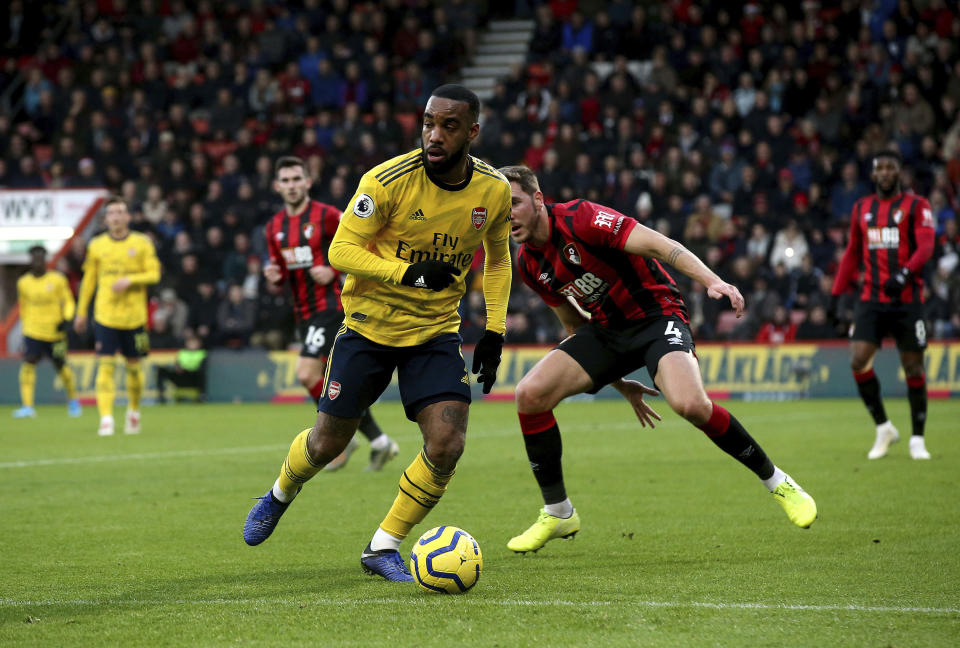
[74,197,161,437]
[13,245,81,418]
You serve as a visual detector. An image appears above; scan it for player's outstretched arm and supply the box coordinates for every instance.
[622,223,745,317]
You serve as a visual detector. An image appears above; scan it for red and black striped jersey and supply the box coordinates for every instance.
[265,200,343,321]
[516,200,687,327]
[831,192,935,304]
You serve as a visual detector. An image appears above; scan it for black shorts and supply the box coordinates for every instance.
[318,327,471,421]
[850,301,927,351]
[557,315,695,393]
[298,311,344,359]
[94,323,149,358]
[23,335,67,364]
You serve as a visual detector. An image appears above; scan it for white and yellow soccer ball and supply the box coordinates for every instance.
[409,526,483,594]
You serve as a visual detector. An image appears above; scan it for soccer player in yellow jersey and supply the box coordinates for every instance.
[244,85,513,581]
[13,245,81,419]
[74,197,161,437]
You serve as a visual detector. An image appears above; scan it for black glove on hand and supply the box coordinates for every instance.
[57,321,69,333]
[827,294,839,321]
[472,330,504,394]
[401,260,461,292]
[883,268,910,299]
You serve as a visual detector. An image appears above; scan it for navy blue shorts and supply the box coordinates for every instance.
[94,323,149,358]
[557,315,696,392]
[23,335,67,364]
[318,327,471,421]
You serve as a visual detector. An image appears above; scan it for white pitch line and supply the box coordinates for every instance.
[0,411,856,470]
[0,444,289,469]
[0,597,957,615]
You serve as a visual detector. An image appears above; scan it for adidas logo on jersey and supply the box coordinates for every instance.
[414,275,427,288]
[410,209,426,221]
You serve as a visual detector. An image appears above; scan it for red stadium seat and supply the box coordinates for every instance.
[395,113,418,138]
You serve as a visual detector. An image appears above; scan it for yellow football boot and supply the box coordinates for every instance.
[507,508,581,553]
[772,475,817,529]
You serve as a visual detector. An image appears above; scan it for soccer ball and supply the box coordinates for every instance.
[409,525,483,594]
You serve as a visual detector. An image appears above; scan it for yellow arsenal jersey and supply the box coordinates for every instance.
[329,150,512,346]
[77,231,161,330]
[18,270,75,342]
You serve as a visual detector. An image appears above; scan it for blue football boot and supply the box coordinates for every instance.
[243,490,292,546]
[67,400,82,417]
[360,543,414,582]
[12,406,37,418]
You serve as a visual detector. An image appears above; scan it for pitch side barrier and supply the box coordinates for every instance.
[1,341,958,405]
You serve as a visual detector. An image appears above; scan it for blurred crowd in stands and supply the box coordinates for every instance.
[2,0,960,352]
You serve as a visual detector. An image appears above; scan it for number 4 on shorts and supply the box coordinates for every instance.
[664,320,683,345]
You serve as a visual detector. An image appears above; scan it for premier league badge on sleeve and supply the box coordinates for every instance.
[354,193,375,218]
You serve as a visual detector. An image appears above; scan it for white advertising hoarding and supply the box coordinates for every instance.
[0,188,107,263]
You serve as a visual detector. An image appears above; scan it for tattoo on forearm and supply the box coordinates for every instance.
[666,247,684,266]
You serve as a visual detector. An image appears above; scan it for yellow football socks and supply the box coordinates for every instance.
[379,449,454,540]
[19,362,37,408]
[96,356,117,417]
[277,429,322,497]
[58,365,77,400]
[126,360,143,410]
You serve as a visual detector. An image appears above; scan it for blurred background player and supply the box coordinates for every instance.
[264,156,398,471]
[831,151,935,460]
[499,165,817,553]
[13,245,81,418]
[74,197,161,436]
[155,330,207,404]
[243,85,511,583]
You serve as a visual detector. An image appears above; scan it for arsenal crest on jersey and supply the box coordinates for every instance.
[563,243,581,265]
[472,207,487,230]
[302,222,315,239]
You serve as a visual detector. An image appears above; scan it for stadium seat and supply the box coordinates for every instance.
[716,311,741,337]
[395,113,419,138]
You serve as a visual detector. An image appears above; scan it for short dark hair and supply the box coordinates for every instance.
[499,165,541,196]
[430,84,480,123]
[104,195,127,209]
[28,244,46,256]
[873,149,903,166]
[274,156,307,176]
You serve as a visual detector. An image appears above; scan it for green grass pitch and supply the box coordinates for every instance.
[2,398,958,647]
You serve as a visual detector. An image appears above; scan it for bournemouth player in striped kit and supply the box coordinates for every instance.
[499,165,817,554]
[831,150,935,460]
[264,156,398,471]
